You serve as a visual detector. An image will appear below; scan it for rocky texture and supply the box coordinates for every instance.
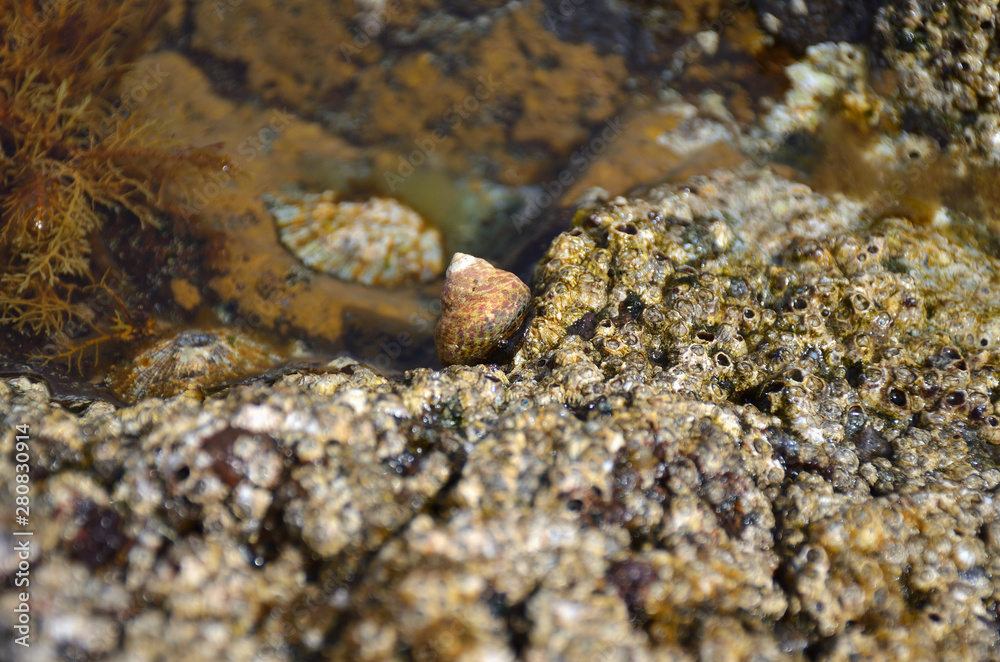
[555,94,748,205]
[190,0,629,186]
[4,167,1000,659]
[746,1,1000,168]
[873,0,1000,159]
[186,0,768,193]
[754,0,887,54]
[541,0,736,70]
[749,41,874,162]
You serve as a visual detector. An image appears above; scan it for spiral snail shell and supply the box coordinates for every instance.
[434,253,530,366]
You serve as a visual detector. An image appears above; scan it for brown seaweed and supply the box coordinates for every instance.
[0,0,224,368]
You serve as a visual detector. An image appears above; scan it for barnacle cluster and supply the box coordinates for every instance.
[0,0,222,358]
[520,168,1000,470]
[503,166,1000,655]
[874,0,1000,159]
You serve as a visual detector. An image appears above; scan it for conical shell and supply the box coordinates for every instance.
[265,190,444,287]
[107,327,282,404]
[434,253,530,366]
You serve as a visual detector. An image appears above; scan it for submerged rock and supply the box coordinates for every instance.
[754,0,886,54]
[4,168,1000,660]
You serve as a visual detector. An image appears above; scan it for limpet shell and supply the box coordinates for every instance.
[434,253,530,366]
[265,190,444,287]
[107,327,282,404]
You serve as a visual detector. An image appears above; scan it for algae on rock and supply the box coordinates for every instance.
[0,0,223,361]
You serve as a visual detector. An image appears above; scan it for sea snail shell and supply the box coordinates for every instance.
[434,253,530,366]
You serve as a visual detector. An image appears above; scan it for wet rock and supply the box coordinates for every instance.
[874,0,1000,160]
[190,0,629,187]
[754,0,887,54]
[541,0,655,65]
[749,41,872,156]
[4,168,1000,659]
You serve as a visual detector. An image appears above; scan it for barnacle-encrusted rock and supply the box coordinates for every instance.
[434,252,530,366]
[517,166,1000,441]
[874,0,1000,159]
[507,166,1000,656]
[749,41,872,154]
[266,190,444,287]
[106,327,283,404]
[8,167,1000,660]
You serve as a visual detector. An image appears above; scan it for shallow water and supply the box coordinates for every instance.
[150,2,778,363]
[9,0,988,392]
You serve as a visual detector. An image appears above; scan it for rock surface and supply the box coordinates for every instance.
[4,167,1000,660]
[874,0,1000,160]
[754,0,886,54]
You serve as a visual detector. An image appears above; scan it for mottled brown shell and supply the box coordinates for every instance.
[107,327,282,404]
[434,253,530,366]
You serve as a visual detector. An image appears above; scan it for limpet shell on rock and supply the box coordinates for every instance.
[265,190,444,287]
[434,253,530,366]
[107,327,282,404]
